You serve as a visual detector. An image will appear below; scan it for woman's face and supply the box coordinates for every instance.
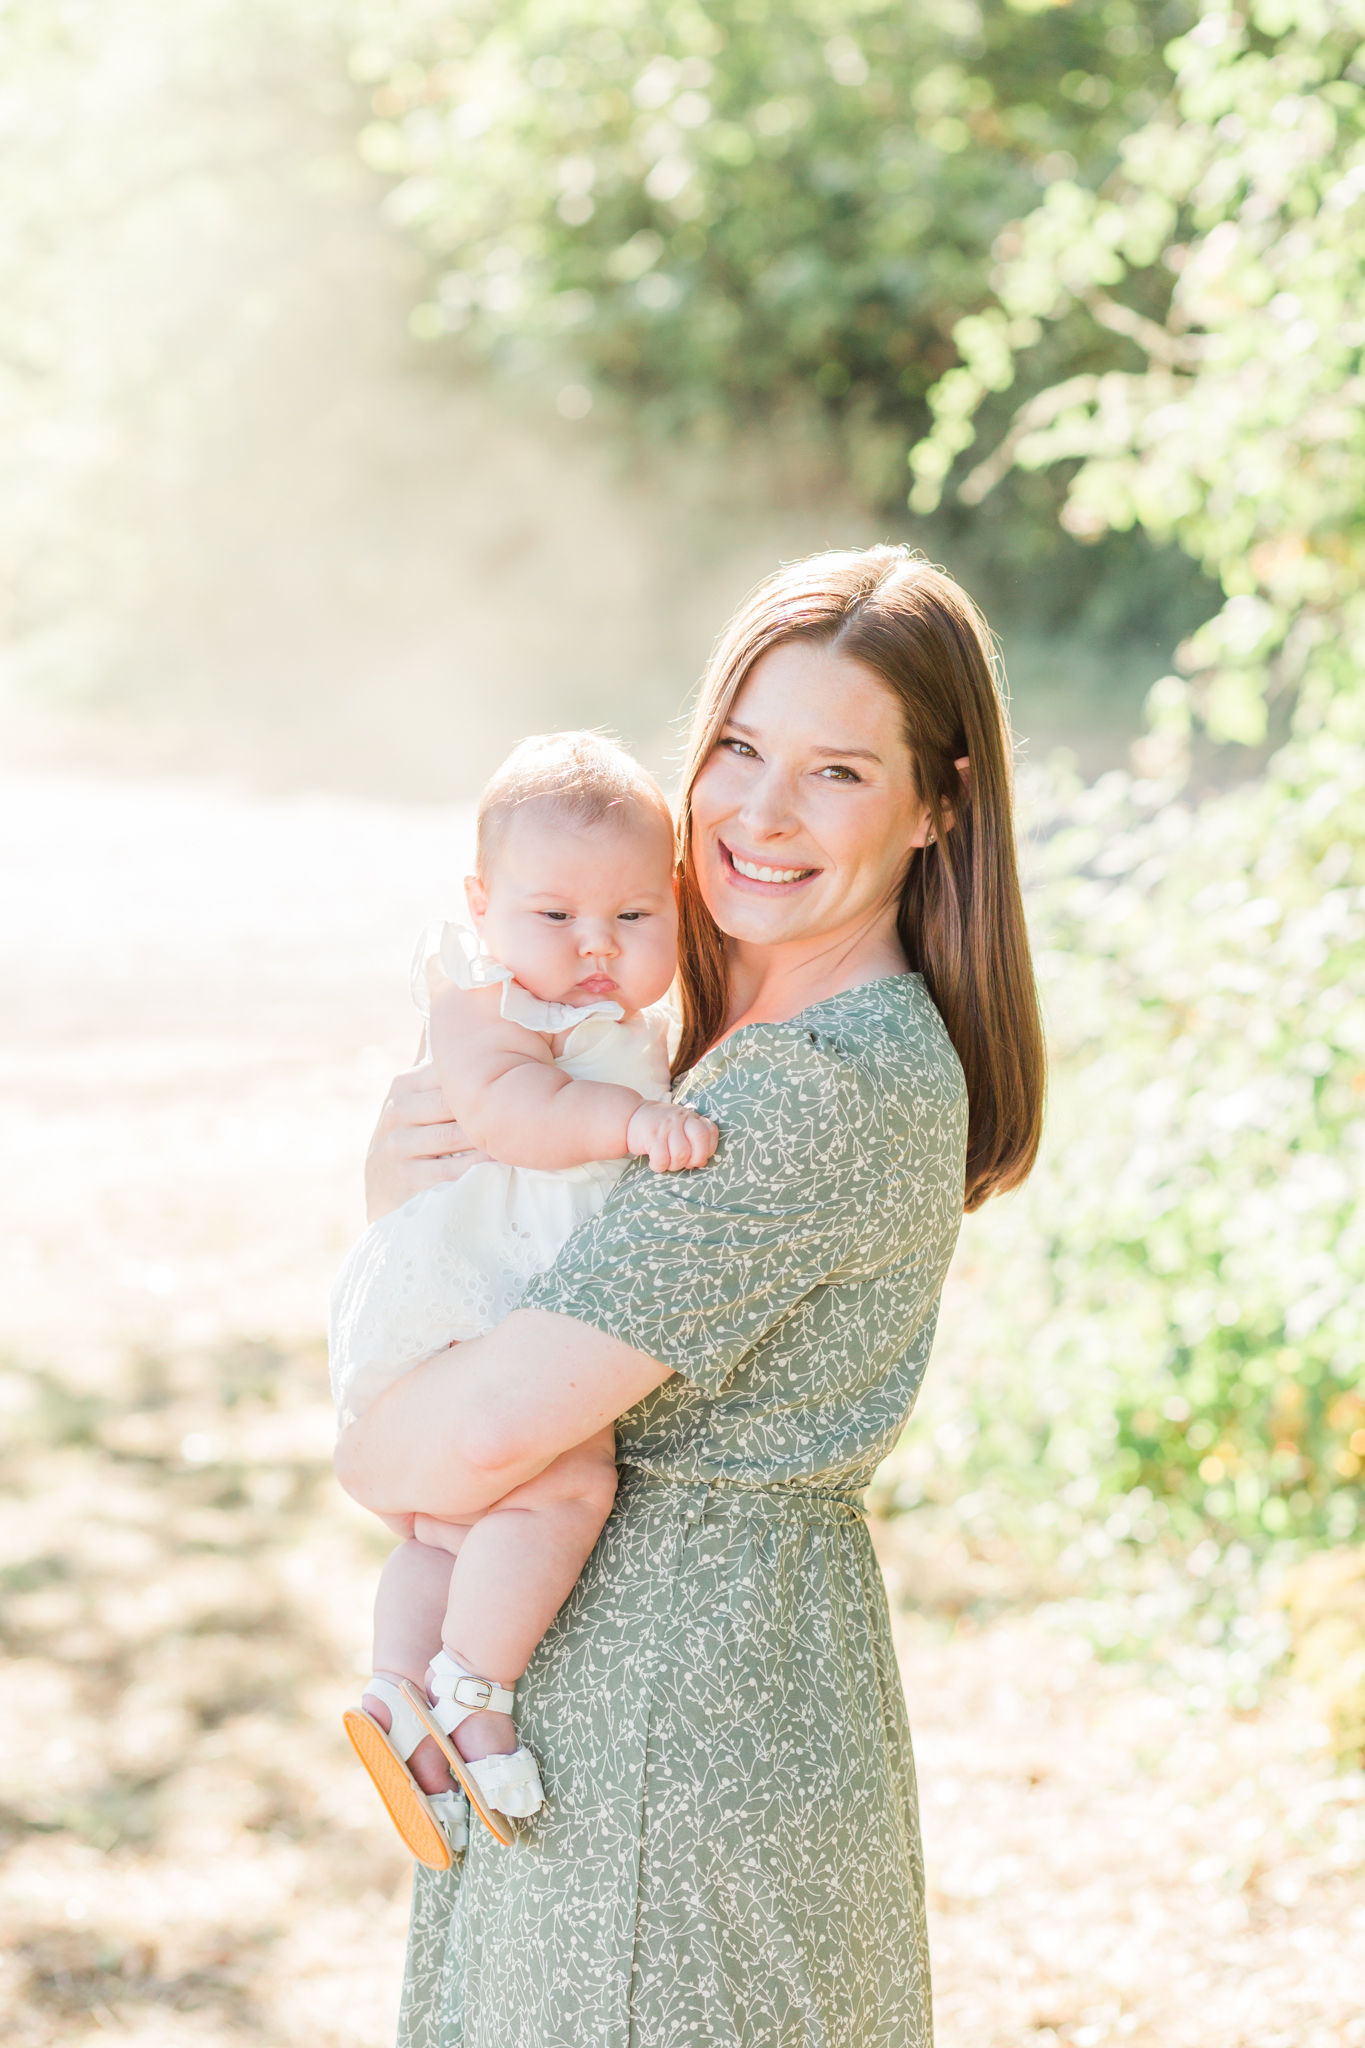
[689,637,931,951]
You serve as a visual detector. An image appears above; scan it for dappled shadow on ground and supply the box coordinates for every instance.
[0,1341,409,2048]
[1,1341,1360,2047]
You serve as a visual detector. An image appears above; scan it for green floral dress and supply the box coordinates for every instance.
[397,973,967,2048]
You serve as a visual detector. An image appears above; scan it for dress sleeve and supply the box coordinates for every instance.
[520,1028,903,1394]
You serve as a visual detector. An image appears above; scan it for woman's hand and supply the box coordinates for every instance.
[364,1059,492,1223]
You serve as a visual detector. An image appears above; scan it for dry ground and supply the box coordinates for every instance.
[2,768,1361,2046]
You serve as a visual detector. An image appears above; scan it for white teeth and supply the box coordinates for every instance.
[732,854,810,883]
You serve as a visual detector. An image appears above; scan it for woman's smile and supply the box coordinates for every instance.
[719,840,821,891]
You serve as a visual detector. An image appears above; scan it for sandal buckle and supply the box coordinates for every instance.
[452,1677,494,1710]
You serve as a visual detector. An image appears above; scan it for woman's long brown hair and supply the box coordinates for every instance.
[673,546,1045,1212]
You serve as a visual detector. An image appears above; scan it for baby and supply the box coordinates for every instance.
[329,732,717,1864]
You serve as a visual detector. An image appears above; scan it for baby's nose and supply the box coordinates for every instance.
[580,924,619,956]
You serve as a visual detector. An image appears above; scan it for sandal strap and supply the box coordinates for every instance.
[467,1745,545,1819]
[362,1676,432,1763]
[428,1649,517,1733]
[427,1788,470,1852]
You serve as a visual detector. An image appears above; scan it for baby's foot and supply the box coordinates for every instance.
[363,1674,456,1797]
[447,1699,519,1766]
[429,1652,545,1819]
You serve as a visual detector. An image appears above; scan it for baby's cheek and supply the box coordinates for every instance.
[650,926,683,989]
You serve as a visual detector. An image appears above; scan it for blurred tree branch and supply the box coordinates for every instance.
[349,0,1193,514]
[910,0,1365,751]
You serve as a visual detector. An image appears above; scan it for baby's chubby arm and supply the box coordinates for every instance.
[427,975,717,1174]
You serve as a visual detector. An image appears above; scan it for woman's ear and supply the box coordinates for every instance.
[464,873,488,925]
[918,757,972,845]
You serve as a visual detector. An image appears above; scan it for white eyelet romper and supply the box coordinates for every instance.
[327,921,674,1428]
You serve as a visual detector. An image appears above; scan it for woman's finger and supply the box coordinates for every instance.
[386,1059,439,1099]
[365,1063,473,1222]
[377,1067,473,1149]
[395,1116,470,1160]
[384,1078,454,1127]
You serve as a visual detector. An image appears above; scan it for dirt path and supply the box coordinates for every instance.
[2,769,1360,2046]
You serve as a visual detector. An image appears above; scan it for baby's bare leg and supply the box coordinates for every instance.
[364,1534,468,1796]
[439,1427,619,1764]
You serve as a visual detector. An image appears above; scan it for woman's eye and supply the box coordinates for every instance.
[818,764,861,782]
[719,736,758,759]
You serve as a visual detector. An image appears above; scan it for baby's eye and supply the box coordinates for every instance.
[618,911,644,922]
[541,910,570,922]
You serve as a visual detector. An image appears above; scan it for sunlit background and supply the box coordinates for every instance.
[2,2,1363,2044]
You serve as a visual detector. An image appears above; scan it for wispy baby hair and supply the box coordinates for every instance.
[475,730,672,877]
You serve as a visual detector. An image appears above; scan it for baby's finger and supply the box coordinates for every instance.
[681,1115,716,1168]
[652,1120,685,1173]
[398,1115,469,1157]
[690,1113,718,1157]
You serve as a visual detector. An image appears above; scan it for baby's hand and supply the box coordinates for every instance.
[626,1100,719,1173]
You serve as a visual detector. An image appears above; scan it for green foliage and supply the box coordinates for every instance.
[911,0,1365,747]
[894,738,1365,1559]
[351,0,1188,491]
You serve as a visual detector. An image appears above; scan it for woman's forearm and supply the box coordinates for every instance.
[333,1308,671,1520]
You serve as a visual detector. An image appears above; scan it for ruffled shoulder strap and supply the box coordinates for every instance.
[645,988,682,1064]
[410,920,624,1034]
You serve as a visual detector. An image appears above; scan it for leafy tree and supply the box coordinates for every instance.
[351,0,1191,503]
[910,0,1365,749]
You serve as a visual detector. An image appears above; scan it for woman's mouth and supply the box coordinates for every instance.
[720,841,820,891]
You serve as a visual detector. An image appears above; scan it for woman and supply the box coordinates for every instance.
[339,545,1045,2048]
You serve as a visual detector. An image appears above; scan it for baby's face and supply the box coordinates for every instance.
[466,808,678,1016]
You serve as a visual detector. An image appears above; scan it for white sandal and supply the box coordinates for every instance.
[342,1676,469,1870]
[399,1651,545,1844]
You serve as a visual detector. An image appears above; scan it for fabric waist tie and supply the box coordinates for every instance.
[615,1464,866,1527]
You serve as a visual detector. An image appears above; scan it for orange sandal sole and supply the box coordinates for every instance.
[342,1707,454,1870]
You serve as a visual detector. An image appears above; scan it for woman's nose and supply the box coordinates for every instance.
[738,765,800,840]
